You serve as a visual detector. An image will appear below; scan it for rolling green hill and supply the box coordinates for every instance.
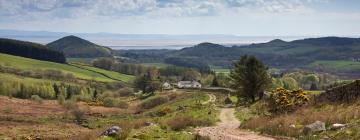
[0,53,134,83]
[118,37,360,74]
[47,35,112,58]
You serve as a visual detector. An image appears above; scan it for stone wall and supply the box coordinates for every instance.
[318,80,360,103]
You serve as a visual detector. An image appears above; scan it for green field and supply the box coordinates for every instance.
[71,63,134,83]
[309,60,360,72]
[141,63,172,68]
[66,57,96,64]
[0,53,133,83]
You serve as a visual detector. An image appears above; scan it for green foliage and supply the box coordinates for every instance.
[282,77,299,90]
[103,97,129,109]
[30,95,43,104]
[134,69,161,94]
[230,55,271,103]
[0,38,66,63]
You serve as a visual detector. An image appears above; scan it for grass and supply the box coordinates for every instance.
[66,57,96,64]
[0,53,131,82]
[71,63,134,83]
[309,60,360,72]
[140,63,172,68]
[237,98,360,140]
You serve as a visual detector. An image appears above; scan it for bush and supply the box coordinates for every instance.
[62,100,77,110]
[118,88,134,97]
[165,116,212,131]
[57,95,66,105]
[103,97,129,109]
[268,87,309,113]
[140,96,169,109]
[31,95,43,104]
[156,107,172,116]
[71,107,86,124]
[116,100,129,109]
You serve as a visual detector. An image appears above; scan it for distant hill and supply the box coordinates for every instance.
[47,35,112,58]
[118,36,360,74]
[0,38,65,63]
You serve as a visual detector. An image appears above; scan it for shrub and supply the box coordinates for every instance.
[116,100,129,109]
[62,100,77,110]
[57,95,66,105]
[71,107,86,124]
[268,87,309,113]
[139,96,169,109]
[118,88,134,97]
[31,95,43,104]
[156,107,172,116]
[103,97,129,109]
[165,116,212,131]
[103,97,116,107]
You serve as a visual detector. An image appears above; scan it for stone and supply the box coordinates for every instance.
[303,121,326,134]
[330,123,346,130]
[289,124,296,128]
[101,126,122,136]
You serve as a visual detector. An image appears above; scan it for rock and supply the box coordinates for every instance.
[289,124,296,128]
[101,126,122,136]
[330,123,346,130]
[303,121,326,134]
[145,121,154,126]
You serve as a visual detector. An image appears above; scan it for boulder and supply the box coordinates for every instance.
[303,121,326,134]
[101,126,121,136]
[289,124,296,128]
[330,123,346,130]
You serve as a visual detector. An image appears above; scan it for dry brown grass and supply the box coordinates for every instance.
[163,116,212,131]
[241,101,360,138]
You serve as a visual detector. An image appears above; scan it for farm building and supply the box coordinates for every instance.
[177,81,202,88]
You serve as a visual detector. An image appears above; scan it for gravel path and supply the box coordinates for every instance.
[195,108,275,140]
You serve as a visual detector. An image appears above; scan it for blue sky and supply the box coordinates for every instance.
[0,0,360,36]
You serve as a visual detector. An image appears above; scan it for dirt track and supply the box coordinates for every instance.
[196,108,274,140]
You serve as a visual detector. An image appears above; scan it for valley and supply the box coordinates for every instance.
[1,33,360,140]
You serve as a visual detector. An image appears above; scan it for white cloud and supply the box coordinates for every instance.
[0,0,324,21]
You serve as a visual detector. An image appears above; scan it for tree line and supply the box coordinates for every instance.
[0,38,66,63]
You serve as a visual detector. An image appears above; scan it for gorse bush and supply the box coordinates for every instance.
[268,87,309,113]
[139,96,169,109]
[30,95,43,104]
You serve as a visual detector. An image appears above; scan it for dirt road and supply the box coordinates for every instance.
[195,108,274,140]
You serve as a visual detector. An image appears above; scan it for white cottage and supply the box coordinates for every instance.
[177,81,202,89]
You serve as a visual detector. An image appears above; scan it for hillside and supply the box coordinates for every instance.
[0,53,134,83]
[0,38,65,63]
[118,37,360,75]
[47,35,112,58]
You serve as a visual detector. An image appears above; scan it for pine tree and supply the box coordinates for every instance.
[230,55,271,103]
[66,85,73,99]
[93,89,98,100]
[53,83,59,98]
[212,75,220,87]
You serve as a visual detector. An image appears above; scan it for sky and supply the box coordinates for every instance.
[0,0,360,36]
